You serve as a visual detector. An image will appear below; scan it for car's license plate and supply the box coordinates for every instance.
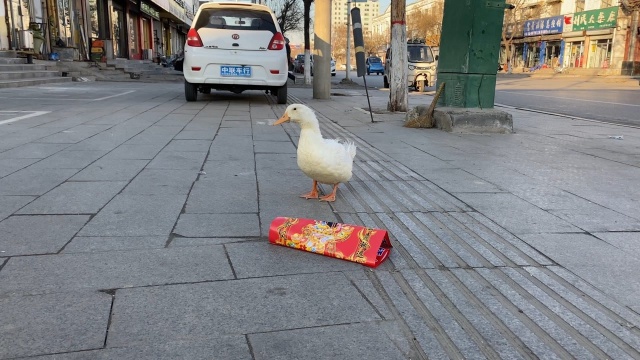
[220,66,251,77]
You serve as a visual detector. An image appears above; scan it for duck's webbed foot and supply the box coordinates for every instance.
[300,180,319,199]
[319,183,339,202]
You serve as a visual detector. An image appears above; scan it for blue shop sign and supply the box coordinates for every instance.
[524,16,564,37]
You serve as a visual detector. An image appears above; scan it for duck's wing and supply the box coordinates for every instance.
[322,138,357,160]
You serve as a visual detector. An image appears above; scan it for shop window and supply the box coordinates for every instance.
[588,39,612,68]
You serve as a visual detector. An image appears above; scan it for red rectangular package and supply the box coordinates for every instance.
[269,217,392,268]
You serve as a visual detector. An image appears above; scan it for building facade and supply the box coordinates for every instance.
[1,0,195,61]
[501,0,639,74]
[332,0,379,34]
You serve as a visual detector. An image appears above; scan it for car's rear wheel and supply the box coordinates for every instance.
[185,80,198,102]
[276,84,287,104]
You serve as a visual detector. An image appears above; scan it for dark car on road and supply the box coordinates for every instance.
[366,56,384,75]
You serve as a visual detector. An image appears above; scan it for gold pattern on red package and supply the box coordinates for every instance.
[269,217,392,268]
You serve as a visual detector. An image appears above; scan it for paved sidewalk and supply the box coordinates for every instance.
[0,81,639,359]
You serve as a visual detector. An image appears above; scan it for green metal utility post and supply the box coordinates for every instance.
[436,0,510,109]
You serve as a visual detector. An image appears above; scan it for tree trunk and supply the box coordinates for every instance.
[388,0,407,112]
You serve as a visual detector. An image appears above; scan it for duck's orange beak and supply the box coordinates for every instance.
[273,112,290,125]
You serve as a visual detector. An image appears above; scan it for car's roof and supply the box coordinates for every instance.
[199,2,273,12]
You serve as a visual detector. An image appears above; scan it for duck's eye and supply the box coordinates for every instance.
[293,107,297,110]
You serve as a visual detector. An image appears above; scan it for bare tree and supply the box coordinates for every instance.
[332,24,348,66]
[502,0,542,72]
[406,2,443,46]
[267,0,304,35]
[364,31,388,57]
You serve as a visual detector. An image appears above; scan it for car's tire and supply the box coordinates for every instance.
[185,80,198,102]
[332,73,336,76]
[367,70,370,75]
[383,76,389,88]
[201,87,211,94]
[276,84,287,104]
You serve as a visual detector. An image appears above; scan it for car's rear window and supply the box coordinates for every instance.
[195,8,277,33]
[369,57,381,63]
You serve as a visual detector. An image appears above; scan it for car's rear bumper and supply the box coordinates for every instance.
[183,48,287,87]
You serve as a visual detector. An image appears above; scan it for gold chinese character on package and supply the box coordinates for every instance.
[269,217,392,268]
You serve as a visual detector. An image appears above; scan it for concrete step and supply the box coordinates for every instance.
[0,70,61,81]
[0,51,18,58]
[0,76,72,89]
[0,58,27,65]
[0,64,50,71]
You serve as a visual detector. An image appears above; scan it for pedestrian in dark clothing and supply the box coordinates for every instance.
[285,37,295,82]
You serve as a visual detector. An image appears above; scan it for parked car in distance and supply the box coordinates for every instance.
[366,56,384,75]
[331,58,336,76]
[182,2,288,103]
[293,54,304,73]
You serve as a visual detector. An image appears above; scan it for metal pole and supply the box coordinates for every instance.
[345,0,351,80]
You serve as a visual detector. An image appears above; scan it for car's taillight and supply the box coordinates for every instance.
[187,28,203,47]
[268,32,285,50]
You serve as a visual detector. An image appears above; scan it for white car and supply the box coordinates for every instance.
[308,55,336,76]
[183,2,288,103]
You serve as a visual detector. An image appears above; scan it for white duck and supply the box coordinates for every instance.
[273,104,356,202]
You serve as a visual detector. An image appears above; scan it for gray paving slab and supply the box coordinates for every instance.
[549,204,640,232]
[62,236,167,253]
[0,195,35,221]
[0,246,233,295]
[201,159,255,176]
[173,213,260,237]
[173,130,216,140]
[145,151,206,170]
[0,157,40,177]
[163,139,212,152]
[226,241,361,279]
[0,215,89,256]
[78,194,186,237]
[107,273,380,347]
[423,168,505,193]
[0,142,69,159]
[185,177,257,213]
[255,153,300,170]
[249,322,406,360]
[169,237,255,247]
[26,338,251,360]
[17,181,127,214]
[70,158,148,181]
[253,140,296,154]
[101,144,164,160]
[0,291,111,358]
[593,232,640,260]
[34,125,113,144]
[519,233,640,308]
[123,169,198,195]
[26,150,108,169]
[454,192,582,234]
[0,167,78,195]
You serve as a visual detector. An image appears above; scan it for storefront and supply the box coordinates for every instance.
[563,6,618,69]
[140,2,160,59]
[521,15,564,70]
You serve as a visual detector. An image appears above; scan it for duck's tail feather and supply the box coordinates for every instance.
[345,141,357,159]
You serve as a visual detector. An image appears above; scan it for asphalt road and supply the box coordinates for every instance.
[332,71,640,127]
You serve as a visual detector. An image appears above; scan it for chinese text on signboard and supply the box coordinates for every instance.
[524,16,564,37]
[572,6,618,31]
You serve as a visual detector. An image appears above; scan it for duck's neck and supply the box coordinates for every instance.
[299,121,322,139]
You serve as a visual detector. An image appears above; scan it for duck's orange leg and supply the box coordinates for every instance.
[300,180,319,199]
[319,183,339,202]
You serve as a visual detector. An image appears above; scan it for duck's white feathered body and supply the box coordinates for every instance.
[297,128,356,185]
[274,104,357,202]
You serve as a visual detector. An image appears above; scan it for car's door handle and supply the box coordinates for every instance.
[232,43,239,47]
